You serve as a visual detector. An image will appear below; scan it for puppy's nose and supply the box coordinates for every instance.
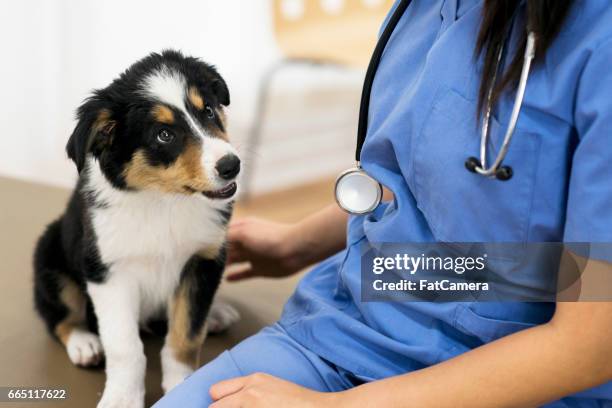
[215,154,241,180]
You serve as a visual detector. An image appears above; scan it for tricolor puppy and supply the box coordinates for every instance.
[33,50,241,408]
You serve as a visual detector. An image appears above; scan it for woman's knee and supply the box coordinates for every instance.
[154,350,241,407]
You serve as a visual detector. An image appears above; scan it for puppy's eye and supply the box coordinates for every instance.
[156,129,175,144]
[205,105,215,119]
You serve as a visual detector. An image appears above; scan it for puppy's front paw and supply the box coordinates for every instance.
[66,329,104,367]
[162,365,193,394]
[161,345,194,394]
[207,302,240,334]
[97,386,144,408]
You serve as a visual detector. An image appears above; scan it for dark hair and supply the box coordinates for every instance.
[475,0,574,115]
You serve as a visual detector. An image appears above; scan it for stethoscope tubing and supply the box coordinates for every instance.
[476,32,536,177]
[355,0,412,162]
[337,0,538,214]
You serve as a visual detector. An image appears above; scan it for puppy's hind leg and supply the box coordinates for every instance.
[206,301,240,334]
[33,219,103,367]
[55,280,104,367]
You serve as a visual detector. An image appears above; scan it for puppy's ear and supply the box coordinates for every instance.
[66,98,116,173]
[211,77,230,106]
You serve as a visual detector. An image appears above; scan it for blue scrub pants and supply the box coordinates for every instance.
[153,324,353,407]
[155,323,611,408]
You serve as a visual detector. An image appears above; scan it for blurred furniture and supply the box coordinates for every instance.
[242,0,393,197]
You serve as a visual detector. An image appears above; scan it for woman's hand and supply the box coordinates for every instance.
[225,217,306,281]
[209,373,342,408]
[225,205,349,281]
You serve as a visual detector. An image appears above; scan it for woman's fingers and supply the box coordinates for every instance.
[225,263,254,281]
[226,243,246,264]
[227,218,254,242]
[209,376,248,401]
[226,223,252,265]
[228,217,250,228]
[227,223,245,244]
[209,391,243,407]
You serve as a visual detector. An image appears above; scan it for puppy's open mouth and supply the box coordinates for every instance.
[201,182,237,199]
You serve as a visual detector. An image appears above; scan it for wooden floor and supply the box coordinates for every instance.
[0,175,335,407]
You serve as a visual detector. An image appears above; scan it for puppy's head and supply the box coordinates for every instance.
[67,50,239,201]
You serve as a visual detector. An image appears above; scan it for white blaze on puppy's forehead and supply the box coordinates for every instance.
[142,67,186,110]
[141,67,207,139]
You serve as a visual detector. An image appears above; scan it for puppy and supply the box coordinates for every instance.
[33,50,240,408]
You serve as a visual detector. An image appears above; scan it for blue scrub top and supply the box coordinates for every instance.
[280,0,612,404]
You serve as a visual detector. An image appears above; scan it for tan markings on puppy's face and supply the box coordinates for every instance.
[152,104,175,124]
[94,109,113,130]
[122,140,210,194]
[166,283,205,366]
[188,86,204,110]
[210,108,229,142]
[216,108,226,125]
[87,109,116,152]
[210,126,229,141]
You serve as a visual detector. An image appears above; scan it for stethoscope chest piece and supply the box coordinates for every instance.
[335,166,382,214]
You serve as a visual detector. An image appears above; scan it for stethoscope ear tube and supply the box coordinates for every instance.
[467,32,537,181]
[335,0,411,215]
[355,0,412,162]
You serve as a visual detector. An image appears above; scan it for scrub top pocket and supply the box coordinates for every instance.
[412,86,541,242]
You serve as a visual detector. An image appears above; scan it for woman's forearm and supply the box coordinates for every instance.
[342,302,612,408]
[288,204,348,269]
[288,188,394,269]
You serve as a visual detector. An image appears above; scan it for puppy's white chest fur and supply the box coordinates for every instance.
[85,159,227,320]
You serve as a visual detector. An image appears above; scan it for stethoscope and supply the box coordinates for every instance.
[334,0,537,215]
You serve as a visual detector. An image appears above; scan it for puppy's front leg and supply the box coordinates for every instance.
[89,275,145,408]
[161,254,223,393]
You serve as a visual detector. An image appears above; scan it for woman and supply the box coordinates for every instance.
[156,0,612,406]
